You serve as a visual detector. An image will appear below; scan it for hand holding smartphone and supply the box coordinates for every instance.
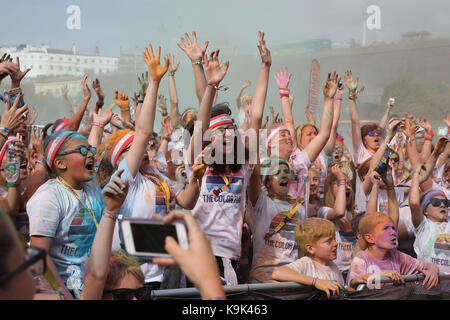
[120,218,188,258]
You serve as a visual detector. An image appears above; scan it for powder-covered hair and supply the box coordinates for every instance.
[241,94,252,106]
[358,212,394,246]
[294,218,335,257]
[104,250,145,290]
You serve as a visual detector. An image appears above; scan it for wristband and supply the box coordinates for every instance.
[279,88,290,98]
[333,97,343,101]
[209,297,227,300]
[162,136,170,142]
[0,126,11,134]
[137,100,144,104]
[7,182,19,188]
[35,160,47,169]
[424,131,434,141]
[408,136,415,142]
[93,122,104,129]
[192,59,202,65]
[168,71,175,77]
[161,112,168,117]
[348,94,358,101]
[312,278,317,288]
[8,87,22,96]
[103,209,119,220]
[337,179,346,186]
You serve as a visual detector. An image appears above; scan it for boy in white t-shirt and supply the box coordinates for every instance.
[272,218,345,299]
[410,166,450,274]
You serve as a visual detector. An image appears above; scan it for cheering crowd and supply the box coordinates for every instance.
[0,31,449,300]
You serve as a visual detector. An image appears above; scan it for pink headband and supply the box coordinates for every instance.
[209,114,233,130]
[45,131,75,169]
[421,189,447,211]
[0,137,18,164]
[54,118,71,133]
[266,126,289,149]
[110,132,134,167]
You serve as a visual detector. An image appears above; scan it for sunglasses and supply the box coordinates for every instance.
[429,198,450,208]
[367,130,382,137]
[57,146,97,157]
[103,286,151,300]
[0,247,46,285]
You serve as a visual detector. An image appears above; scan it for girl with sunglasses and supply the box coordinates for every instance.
[410,166,450,274]
[26,130,104,299]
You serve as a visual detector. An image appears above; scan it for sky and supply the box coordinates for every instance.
[2,0,450,57]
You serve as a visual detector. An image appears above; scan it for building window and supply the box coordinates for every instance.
[39,65,42,70]
[59,57,63,61]
[50,66,54,70]
[50,57,54,60]
[59,66,63,70]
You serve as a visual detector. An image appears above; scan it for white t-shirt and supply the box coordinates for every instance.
[27,179,104,298]
[352,142,374,166]
[317,207,358,272]
[286,256,344,285]
[111,157,182,283]
[398,203,415,239]
[186,163,253,260]
[289,148,312,209]
[414,218,450,274]
[248,191,306,283]
[355,185,406,214]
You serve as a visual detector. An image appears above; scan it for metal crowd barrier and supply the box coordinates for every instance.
[151,273,450,299]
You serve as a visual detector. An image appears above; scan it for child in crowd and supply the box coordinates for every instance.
[347,213,440,290]
[271,218,344,299]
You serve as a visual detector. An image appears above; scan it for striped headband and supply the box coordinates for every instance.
[45,131,76,169]
[0,136,19,164]
[421,189,447,211]
[209,114,233,130]
[266,126,289,149]
[53,118,71,133]
[110,132,134,167]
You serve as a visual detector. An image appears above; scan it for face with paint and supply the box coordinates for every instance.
[332,144,344,163]
[265,163,292,200]
[364,217,397,250]
[309,168,319,197]
[423,195,448,223]
[269,130,294,160]
[53,135,96,186]
[299,125,318,148]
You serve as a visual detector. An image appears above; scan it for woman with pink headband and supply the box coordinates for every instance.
[184,32,269,285]
[410,165,450,274]
[268,68,340,215]
[102,44,205,290]
[26,130,103,299]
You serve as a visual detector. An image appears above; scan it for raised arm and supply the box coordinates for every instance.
[167,54,181,128]
[187,50,229,164]
[366,172,380,215]
[127,44,169,177]
[274,67,297,149]
[248,31,272,207]
[417,117,433,162]
[324,84,344,156]
[344,70,362,152]
[384,167,399,230]
[304,72,338,163]
[236,80,251,110]
[67,75,91,132]
[113,91,132,124]
[88,107,113,149]
[409,165,424,228]
[81,170,128,300]
[323,165,347,220]
[178,32,209,103]
[379,98,395,130]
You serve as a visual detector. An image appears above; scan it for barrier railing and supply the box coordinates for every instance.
[151,273,450,299]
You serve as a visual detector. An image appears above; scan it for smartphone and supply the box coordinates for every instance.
[10,93,25,109]
[120,218,188,258]
[374,147,397,180]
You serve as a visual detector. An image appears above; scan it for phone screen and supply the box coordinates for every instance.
[130,223,178,254]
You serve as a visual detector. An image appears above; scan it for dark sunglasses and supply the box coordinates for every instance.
[57,146,97,157]
[430,198,450,208]
[367,130,381,137]
[0,247,46,285]
[103,286,151,300]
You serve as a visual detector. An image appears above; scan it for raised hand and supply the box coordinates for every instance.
[61,83,69,97]
[433,137,449,156]
[161,116,174,139]
[81,75,91,99]
[257,31,271,67]
[177,32,209,62]
[330,163,345,180]
[102,169,129,214]
[203,50,229,87]
[92,78,104,101]
[0,60,19,83]
[241,80,251,89]
[93,107,113,127]
[31,126,45,161]
[323,71,339,99]
[443,114,450,128]
[417,117,432,132]
[369,170,382,186]
[1,93,28,131]
[157,94,168,115]
[137,71,149,100]
[274,67,292,89]
[9,57,31,87]
[400,113,417,138]
[0,53,12,63]
[343,70,358,92]
[167,54,180,73]
[113,91,129,110]
[142,44,170,82]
